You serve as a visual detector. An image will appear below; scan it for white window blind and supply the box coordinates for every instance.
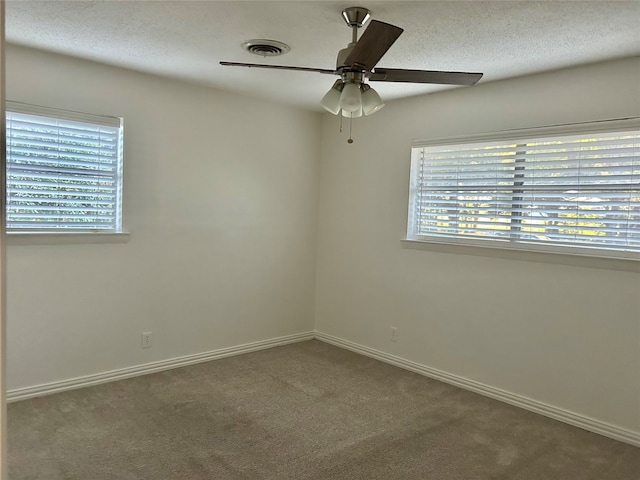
[6,102,123,232]
[408,123,640,257]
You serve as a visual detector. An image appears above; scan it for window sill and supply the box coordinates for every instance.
[401,238,640,273]
[6,232,131,246]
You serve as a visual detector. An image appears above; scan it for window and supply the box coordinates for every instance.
[6,102,123,233]
[407,120,640,259]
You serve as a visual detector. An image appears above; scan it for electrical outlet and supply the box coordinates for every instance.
[391,327,398,342]
[141,332,152,349]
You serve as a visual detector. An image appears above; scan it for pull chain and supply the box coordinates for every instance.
[338,110,354,144]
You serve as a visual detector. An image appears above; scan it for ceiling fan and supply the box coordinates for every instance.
[220,6,482,119]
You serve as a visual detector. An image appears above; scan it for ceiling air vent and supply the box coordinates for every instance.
[242,39,290,57]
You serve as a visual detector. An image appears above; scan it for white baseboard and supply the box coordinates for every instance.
[7,332,314,403]
[314,331,640,448]
[8,329,639,448]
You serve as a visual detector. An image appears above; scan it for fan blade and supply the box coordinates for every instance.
[220,61,336,75]
[343,20,404,71]
[369,68,483,85]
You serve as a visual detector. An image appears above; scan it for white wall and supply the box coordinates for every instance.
[5,43,640,441]
[316,58,640,434]
[5,44,321,390]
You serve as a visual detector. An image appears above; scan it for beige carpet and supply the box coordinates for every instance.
[8,340,639,479]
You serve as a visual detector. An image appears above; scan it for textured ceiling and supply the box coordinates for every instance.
[5,1,640,112]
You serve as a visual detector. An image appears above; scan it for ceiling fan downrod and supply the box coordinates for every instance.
[342,6,371,44]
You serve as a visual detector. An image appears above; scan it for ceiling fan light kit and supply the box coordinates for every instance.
[320,80,344,115]
[339,82,363,112]
[361,84,385,115]
[342,105,363,118]
[323,81,383,117]
[221,6,483,142]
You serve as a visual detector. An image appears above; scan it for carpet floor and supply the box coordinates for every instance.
[8,340,640,479]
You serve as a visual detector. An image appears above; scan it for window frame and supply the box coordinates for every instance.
[406,118,640,263]
[5,101,126,238]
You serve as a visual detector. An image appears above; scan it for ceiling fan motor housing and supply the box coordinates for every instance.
[342,71,364,85]
[336,45,356,70]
